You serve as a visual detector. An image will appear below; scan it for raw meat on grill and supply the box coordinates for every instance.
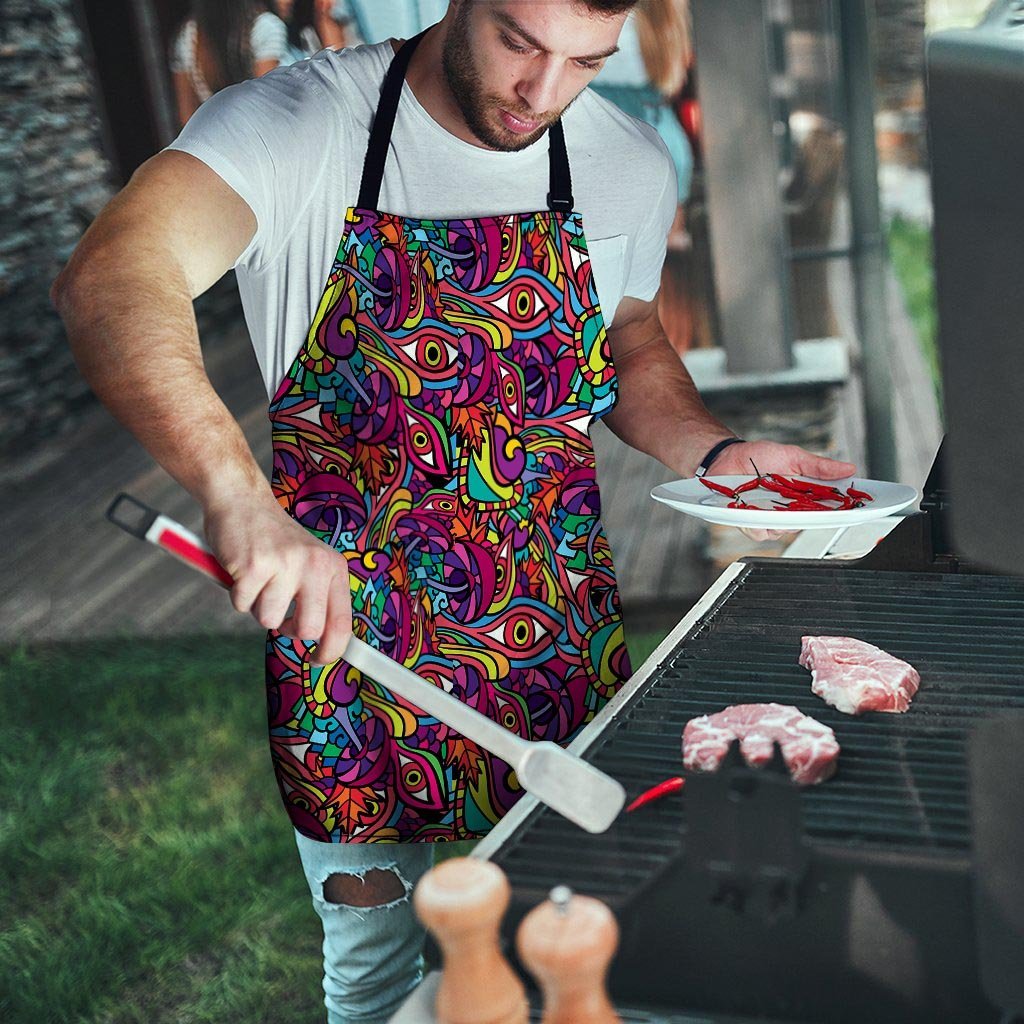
[682,703,840,785]
[799,635,920,716]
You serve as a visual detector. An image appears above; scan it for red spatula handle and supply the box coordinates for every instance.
[106,492,233,588]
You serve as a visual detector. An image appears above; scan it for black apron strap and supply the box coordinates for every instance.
[357,29,429,210]
[358,29,576,215]
[546,118,574,214]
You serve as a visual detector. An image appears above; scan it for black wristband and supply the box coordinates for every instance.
[695,437,745,478]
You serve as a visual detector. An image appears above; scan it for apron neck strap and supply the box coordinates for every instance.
[358,29,426,212]
[546,119,574,214]
[357,30,575,215]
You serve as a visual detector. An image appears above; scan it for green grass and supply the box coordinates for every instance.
[887,215,941,399]
[0,635,322,1024]
[2,629,666,1021]
[627,631,670,669]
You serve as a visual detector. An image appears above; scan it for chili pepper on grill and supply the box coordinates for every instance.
[625,776,685,813]
[699,477,738,498]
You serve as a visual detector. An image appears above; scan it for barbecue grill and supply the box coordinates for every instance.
[472,447,1024,1023]
[464,10,1024,1021]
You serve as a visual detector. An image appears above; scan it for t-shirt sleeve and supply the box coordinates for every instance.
[251,12,288,63]
[165,64,340,273]
[622,134,678,302]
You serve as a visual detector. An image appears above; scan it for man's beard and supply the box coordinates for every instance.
[441,4,556,152]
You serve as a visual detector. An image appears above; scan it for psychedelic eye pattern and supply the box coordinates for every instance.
[267,208,630,843]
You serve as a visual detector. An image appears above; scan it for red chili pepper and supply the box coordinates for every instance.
[782,498,834,511]
[734,478,762,494]
[771,474,846,499]
[625,776,685,813]
[762,479,823,502]
[846,486,873,502]
[699,477,738,498]
[768,473,816,493]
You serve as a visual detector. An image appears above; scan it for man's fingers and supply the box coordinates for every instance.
[797,451,856,480]
[229,576,263,616]
[251,575,297,631]
[277,581,329,645]
[739,527,789,542]
[309,576,353,667]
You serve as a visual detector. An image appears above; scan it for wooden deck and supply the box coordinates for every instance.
[1,328,271,644]
[2,246,940,647]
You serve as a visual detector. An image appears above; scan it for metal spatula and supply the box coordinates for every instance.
[107,493,626,834]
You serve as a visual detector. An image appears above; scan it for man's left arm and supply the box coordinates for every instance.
[602,294,856,482]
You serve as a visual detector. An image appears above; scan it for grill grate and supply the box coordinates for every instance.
[494,562,1024,901]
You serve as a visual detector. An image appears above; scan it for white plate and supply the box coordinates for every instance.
[650,476,919,530]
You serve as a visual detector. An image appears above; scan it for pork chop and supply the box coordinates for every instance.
[682,702,840,785]
[799,636,920,715]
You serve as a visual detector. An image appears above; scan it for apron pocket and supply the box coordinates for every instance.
[585,234,628,327]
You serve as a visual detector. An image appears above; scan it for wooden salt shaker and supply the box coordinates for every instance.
[516,885,621,1024]
[413,857,528,1024]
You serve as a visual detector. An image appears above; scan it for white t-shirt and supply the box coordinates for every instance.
[167,40,677,401]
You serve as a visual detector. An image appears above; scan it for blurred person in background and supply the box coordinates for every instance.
[275,0,351,63]
[335,0,450,45]
[171,0,289,126]
[592,0,692,347]
[592,0,693,239]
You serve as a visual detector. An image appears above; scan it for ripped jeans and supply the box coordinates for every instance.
[294,829,472,1024]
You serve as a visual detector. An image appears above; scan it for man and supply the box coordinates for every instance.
[52,1,854,1020]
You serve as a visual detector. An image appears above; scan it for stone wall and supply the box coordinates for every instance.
[0,0,245,461]
[0,0,116,458]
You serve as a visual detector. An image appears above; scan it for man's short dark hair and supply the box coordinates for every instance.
[581,0,640,13]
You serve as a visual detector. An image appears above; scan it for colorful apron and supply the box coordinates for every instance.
[265,31,633,842]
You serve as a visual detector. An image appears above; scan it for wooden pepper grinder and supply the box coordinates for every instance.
[413,857,528,1024]
[516,885,621,1024]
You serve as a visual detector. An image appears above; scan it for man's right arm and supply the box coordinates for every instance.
[51,151,352,663]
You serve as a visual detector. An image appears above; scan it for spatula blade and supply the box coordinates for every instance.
[516,741,625,834]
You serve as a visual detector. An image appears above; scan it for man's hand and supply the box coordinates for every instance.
[709,440,855,481]
[203,491,353,666]
[708,440,857,542]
